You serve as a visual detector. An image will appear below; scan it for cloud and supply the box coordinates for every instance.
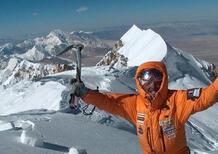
[76,6,88,13]
[32,12,39,16]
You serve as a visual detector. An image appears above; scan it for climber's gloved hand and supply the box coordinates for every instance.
[71,79,89,98]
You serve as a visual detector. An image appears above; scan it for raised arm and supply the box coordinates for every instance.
[175,77,218,124]
[83,90,137,124]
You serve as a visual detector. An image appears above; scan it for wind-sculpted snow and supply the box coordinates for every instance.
[119,25,168,66]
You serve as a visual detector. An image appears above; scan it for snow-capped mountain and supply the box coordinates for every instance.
[97,25,217,90]
[0,29,110,64]
[0,29,111,87]
[71,31,107,48]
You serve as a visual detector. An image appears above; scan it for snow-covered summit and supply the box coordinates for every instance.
[19,29,69,59]
[98,25,216,89]
[119,25,167,66]
[120,25,142,44]
[97,25,167,68]
[45,29,69,50]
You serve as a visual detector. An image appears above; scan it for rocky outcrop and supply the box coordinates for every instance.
[96,40,128,69]
[0,58,73,87]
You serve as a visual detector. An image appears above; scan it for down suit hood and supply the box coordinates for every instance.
[135,61,168,110]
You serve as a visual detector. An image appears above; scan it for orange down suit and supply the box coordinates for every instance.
[83,62,218,154]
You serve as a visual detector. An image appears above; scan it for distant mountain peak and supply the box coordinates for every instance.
[70,31,93,35]
[0,28,110,64]
[47,29,67,39]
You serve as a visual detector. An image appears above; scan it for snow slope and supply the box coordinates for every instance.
[0,81,65,115]
[0,112,141,154]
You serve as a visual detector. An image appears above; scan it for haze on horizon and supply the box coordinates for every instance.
[0,0,218,39]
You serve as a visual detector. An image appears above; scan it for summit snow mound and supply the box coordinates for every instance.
[119,25,167,66]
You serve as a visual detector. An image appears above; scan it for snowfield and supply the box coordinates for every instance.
[0,25,218,154]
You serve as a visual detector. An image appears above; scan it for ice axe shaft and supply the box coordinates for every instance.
[58,44,84,112]
[74,46,82,82]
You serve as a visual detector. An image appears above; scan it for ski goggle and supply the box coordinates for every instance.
[138,69,163,86]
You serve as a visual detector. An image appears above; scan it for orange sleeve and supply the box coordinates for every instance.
[175,77,218,124]
[192,78,218,113]
[82,90,137,125]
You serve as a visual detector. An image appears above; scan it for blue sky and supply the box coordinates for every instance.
[0,0,218,38]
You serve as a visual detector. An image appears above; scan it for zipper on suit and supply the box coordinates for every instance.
[160,126,166,152]
[147,127,154,152]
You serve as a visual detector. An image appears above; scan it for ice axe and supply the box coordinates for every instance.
[58,44,96,115]
[57,44,84,112]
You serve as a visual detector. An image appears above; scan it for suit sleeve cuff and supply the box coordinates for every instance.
[212,77,218,97]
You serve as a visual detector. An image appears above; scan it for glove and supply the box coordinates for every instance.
[71,79,89,98]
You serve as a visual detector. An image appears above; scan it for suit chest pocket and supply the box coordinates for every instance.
[159,105,177,140]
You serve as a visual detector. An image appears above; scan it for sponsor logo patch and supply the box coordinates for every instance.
[137,112,146,125]
[187,88,202,100]
[159,118,176,139]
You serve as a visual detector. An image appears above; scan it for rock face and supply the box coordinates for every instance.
[96,40,127,69]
